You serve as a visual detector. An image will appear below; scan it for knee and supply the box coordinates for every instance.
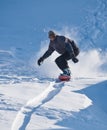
[55,57,60,64]
[55,57,59,64]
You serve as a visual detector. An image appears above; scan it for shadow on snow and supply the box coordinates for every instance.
[55,80,107,130]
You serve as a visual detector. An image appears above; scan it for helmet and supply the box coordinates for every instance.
[48,30,56,37]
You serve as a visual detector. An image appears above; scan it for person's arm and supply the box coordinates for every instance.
[42,46,54,60]
[65,38,79,63]
[37,43,55,66]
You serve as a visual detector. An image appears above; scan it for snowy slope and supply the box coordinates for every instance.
[0,77,107,130]
[0,0,107,130]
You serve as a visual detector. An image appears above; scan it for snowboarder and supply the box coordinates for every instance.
[37,30,79,77]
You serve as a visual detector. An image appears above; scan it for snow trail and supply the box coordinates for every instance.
[11,81,64,130]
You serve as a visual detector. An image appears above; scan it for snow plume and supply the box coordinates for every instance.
[71,49,107,77]
[33,30,107,78]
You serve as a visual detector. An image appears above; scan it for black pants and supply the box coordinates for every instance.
[55,52,71,71]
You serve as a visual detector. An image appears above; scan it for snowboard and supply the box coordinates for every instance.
[58,75,71,81]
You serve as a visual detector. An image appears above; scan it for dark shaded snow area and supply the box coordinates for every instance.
[67,80,107,130]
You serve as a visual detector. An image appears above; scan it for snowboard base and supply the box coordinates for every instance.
[58,75,71,81]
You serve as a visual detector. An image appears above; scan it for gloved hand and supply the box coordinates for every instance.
[37,57,44,66]
[72,57,79,63]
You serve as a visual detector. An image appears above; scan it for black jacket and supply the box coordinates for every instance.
[42,35,79,59]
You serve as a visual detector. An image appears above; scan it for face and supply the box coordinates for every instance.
[49,36,55,41]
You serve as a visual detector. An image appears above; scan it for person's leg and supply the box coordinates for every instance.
[55,52,71,75]
[55,55,69,71]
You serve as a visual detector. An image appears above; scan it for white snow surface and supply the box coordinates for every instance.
[0,77,107,130]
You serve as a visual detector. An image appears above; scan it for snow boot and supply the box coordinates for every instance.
[61,68,71,76]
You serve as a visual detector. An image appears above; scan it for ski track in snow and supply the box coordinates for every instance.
[11,81,64,130]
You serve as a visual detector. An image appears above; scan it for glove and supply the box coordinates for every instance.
[37,57,44,66]
[72,57,79,63]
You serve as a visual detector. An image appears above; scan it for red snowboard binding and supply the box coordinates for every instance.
[59,75,71,81]
[58,68,71,81]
